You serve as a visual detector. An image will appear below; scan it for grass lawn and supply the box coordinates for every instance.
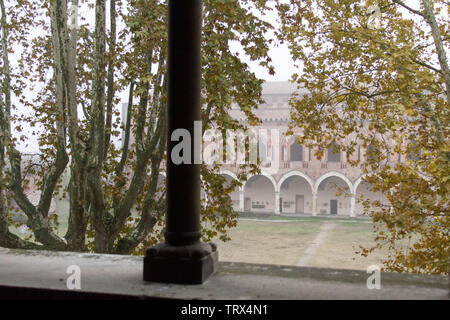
[9,201,392,271]
[213,217,390,271]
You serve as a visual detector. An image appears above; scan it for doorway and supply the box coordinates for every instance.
[330,199,338,215]
[244,197,251,212]
[279,197,283,213]
[295,195,304,213]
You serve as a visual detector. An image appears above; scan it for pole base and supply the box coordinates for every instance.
[143,242,218,284]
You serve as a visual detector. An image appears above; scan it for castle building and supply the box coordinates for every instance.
[123,81,394,217]
[209,81,391,217]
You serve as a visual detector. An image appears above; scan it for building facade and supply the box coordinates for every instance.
[210,81,391,217]
[123,81,394,217]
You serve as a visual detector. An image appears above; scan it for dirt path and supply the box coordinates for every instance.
[296,222,336,266]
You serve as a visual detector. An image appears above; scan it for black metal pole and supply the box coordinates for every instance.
[143,0,218,285]
[165,0,201,246]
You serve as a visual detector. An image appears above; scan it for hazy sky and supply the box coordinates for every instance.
[7,1,296,153]
[5,0,441,153]
[247,43,295,82]
[235,0,297,82]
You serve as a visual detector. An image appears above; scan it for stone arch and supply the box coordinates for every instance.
[278,171,314,214]
[219,170,241,211]
[244,170,277,193]
[243,171,277,213]
[354,174,391,216]
[314,171,353,194]
[353,174,368,194]
[220,169,242,191]
[353,173,429,193]
[314,171,353,216]
[278,170,314,193]
[260,170,278,193]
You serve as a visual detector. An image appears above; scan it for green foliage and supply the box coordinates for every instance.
[278,0,449,274]
[0,0,274,254]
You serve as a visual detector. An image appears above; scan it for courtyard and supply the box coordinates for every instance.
[10,202,392,271]
[213,216,392,271]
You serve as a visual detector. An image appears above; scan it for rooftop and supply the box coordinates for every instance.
[261,81,298,95]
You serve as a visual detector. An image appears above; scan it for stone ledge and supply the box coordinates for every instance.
[0,248,448,300]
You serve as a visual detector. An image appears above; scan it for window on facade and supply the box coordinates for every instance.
[290,140,303,162]
[327,142,340,162]
[366,143,379,163]
[407,142,421,161]
[244,136,258,163]
[258,140,266,161]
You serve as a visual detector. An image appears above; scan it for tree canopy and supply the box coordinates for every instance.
[278,0,449,274]
[0,0,272,254]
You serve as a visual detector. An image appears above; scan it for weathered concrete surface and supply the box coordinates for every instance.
[0,248,447,299]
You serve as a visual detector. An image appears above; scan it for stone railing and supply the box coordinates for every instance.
[0,248,447,300]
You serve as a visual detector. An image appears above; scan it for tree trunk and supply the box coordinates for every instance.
[88,0,110,253]
[421,0,450,103]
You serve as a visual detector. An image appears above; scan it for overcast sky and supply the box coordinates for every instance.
[4,0,440,153]
[6,0,296,153]
[234,0,297,82]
